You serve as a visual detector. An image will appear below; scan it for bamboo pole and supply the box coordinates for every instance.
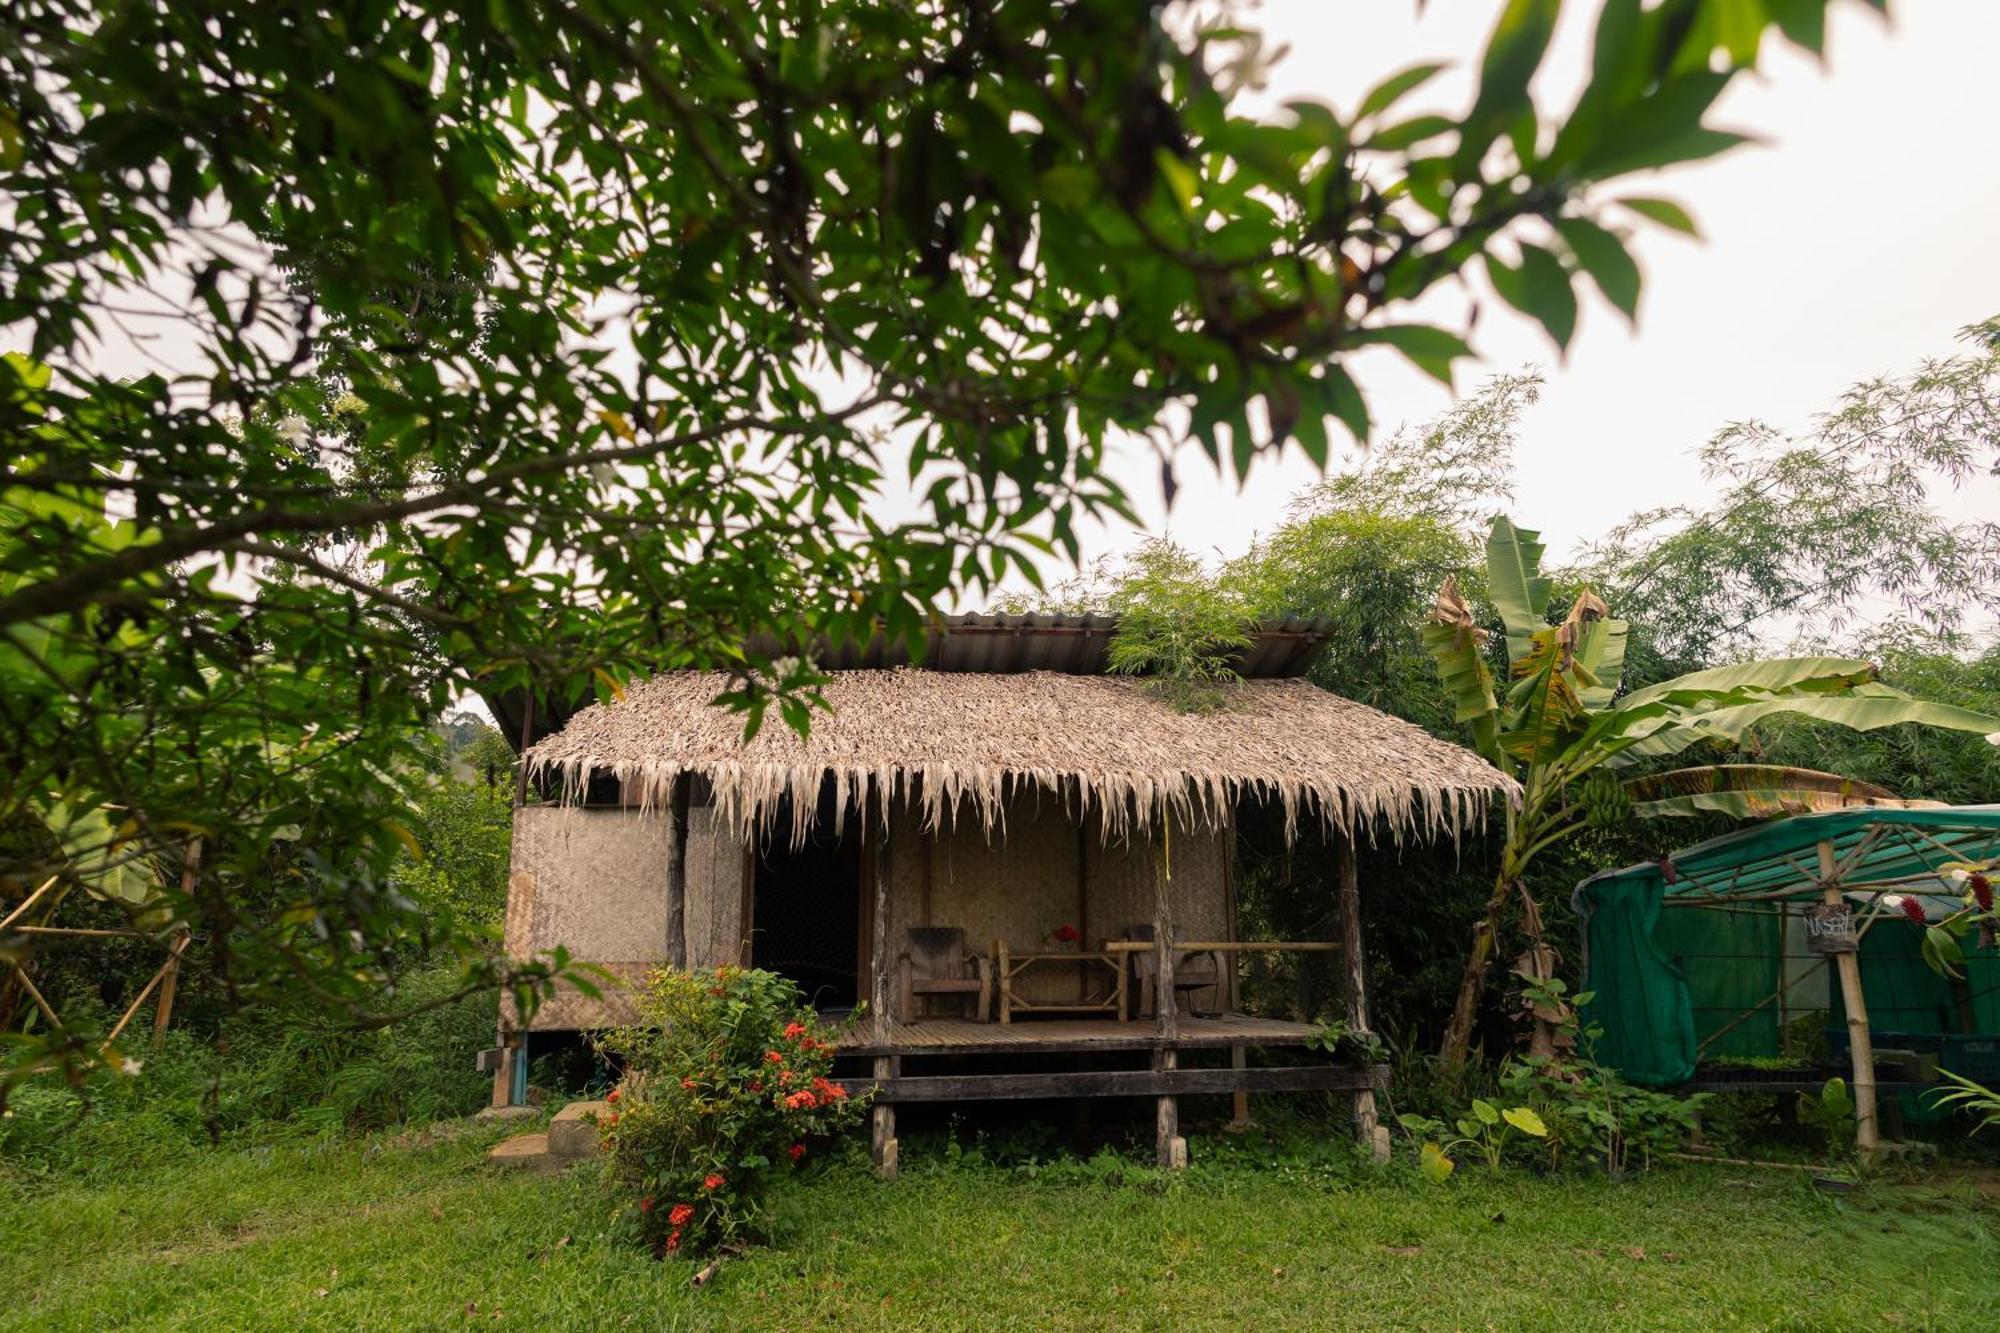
[1820,839,1878,1162]
[153,838,200,1050]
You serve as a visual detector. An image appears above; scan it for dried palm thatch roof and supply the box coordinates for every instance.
[527,669,1515,846]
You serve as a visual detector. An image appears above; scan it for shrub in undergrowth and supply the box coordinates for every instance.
[595,965,865,1258]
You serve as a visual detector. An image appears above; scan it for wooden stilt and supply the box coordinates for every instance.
[1820,839,1878,1162]
[872,1055,900,1179]
[1333,832,1387,1161]
[1228,1045,1253,1132]
[666,773,690,969]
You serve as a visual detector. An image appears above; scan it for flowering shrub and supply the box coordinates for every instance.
[595,966,865,1258]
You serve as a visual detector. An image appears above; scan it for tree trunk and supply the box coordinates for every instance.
[1440,873,1511,1068]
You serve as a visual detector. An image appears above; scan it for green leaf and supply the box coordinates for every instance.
[1457,0,1561,174]
[1618,196,1702,238]
[1571,614,1629,709]
[1618,691,2000,762]
[1349,324,1473,387]
[1501,1106,1547,1137]
[1486,244,1576,352]
[1555,217,1641,324]
[1354,62,1449,122]
[1471,1098,1500,1125]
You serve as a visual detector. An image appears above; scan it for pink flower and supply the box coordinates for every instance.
[1901,896,1928,926]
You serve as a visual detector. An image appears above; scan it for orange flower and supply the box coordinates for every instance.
[764,1050,784,1065]
[785,1090,817,1110]
[668,1202,694,1227]
[783,1021,807,1041]
[680,1077,697,1090]
[703,1173,725,1191]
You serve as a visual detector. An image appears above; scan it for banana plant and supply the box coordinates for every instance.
[1430,518,2000,1068]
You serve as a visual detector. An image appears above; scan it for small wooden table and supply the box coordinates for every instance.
[993,941,1128,1023]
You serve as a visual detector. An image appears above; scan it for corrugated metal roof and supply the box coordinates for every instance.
[488,613,1335,751]
[744,612,1334,678]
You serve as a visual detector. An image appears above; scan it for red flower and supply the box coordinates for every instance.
[605,1088,620,1104]
[765,1050,784,1065]
[1900,895,1928,925]
[680,1077,697,1091]
[639,1196,654,1214]
[1052,923,1081,943]
[666,1229,681,1253]
[1971,872,1994,913]
[826,1082,847,1100]
[778,1069,794,1086]
[783,1021,808,1041]
[602,1112,618,1127]
[703,1173,725,1191]
[788,1143,806,1161]
[668,1202,694,1227]
[785,1090,818,1110]
[747,1078,763,1093]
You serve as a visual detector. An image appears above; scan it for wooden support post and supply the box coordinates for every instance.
[665,772,690,969]
[872,1055,900,1179]
[1820,839,1878,1162]
[1334,831,1388,1162]
[1154,824,1185,1169]
[870,795,892,1043]
[1228,1045,1253,1132]
[512,692,534,808]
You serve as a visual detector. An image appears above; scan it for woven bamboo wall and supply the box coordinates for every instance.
[505,803,743,1030]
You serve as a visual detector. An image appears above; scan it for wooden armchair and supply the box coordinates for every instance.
[1123,924,1224,1019]
[897,926,992,1023]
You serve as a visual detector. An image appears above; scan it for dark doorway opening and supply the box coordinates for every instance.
[751,794,862,1011]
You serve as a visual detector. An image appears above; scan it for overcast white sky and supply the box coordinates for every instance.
[1058,0,2000,583]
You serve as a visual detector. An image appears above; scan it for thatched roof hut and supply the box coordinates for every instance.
[527,667,1514,846]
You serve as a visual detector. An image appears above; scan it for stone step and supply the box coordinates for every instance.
[546,1099,610,1159]
[487,1132,566,1175]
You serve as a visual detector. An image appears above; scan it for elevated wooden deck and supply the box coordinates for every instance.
[835,1012,1320,1058]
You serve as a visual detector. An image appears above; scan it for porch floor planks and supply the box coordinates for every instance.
[836,1012,1317,1058]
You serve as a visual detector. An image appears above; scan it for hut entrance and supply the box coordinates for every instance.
[751,808,863,1012]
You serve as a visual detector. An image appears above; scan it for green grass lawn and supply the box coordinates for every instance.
[4,1117,1997,1331]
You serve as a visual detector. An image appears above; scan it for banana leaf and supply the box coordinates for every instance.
[1571,614,1629,710]
[1615,657,1876,712]
[1620,764,1930,819]
[1616,692,2000,761]
[1485,517,1553,671]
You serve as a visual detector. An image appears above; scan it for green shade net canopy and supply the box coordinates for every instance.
[1574,807,2000,1086]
